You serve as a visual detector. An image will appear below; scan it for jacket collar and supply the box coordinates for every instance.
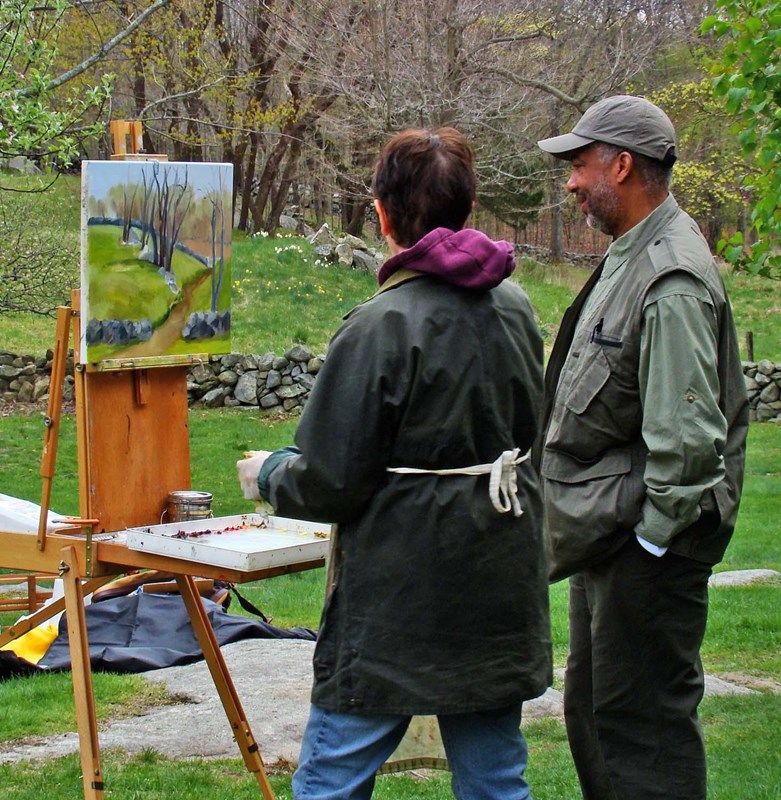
[372,267,424,296]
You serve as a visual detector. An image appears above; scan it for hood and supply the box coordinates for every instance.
[377,227,515,290]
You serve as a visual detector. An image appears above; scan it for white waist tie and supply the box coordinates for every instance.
[387,448,529,517]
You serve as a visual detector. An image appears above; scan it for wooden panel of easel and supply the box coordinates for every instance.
[108,120,167,161]
[80,367,191,533]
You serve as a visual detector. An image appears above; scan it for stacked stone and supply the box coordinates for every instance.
[4,348,781,424]
[744,360,781,423]
[309,224,385,273]
[187,345,325,414]
[514,243,602,269]
[0,350,74,405]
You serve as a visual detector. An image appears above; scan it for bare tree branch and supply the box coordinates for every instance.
[14,0,173,98]
[485,67,587,110]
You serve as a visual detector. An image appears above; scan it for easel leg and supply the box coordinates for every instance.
[61,546,104,800]
[0,577,112,650]
[176,575,275,800]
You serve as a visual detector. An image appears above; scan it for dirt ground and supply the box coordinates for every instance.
[0,638,568,767]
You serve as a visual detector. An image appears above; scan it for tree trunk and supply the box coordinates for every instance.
[312,173,326,227]
[344,200,369,237]
[252,134,290,234]
[238,132,260,232]
[267,135,304,233]
[550,178,565,262]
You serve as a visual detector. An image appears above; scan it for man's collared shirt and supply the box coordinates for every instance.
[570,195,727,552]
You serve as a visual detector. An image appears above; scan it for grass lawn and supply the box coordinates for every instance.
[0,411,778,798]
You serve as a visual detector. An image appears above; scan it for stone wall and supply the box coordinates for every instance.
[744,359,781,422]
[186,346,324,414]
[0,346,324,416]
[1,348,780,423]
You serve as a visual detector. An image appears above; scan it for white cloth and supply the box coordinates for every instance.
[236,450,273,501]
[636,534,668,557]
[388,448,529,517]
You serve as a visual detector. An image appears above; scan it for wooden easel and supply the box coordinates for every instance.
[0,574,53,614]
[0,129,324,799]
[0,298,300,799]
[108,120,167,161]
[109,120,143,159]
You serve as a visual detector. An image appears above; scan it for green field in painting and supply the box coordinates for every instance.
[84,223,230,361]
[86,225,177,324]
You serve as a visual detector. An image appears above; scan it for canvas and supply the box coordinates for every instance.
[80,160,233,365]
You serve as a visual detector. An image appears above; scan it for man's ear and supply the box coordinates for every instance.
[374,198,392,237]
[615,151,634,185]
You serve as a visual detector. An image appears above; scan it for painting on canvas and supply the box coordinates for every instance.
[80,160,233,365]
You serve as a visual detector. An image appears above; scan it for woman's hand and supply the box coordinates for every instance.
[236,450,273,500]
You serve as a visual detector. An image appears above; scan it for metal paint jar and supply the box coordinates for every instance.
[165,490,213,522]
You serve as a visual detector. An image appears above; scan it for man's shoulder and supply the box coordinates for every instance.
[649,206,710,259]
[638,208,728,310]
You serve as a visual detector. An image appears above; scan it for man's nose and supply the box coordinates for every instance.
[566,174,577,193]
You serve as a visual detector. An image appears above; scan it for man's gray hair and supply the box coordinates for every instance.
[593,142,673,194]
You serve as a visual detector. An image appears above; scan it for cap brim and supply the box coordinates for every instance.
[537,132,595,158]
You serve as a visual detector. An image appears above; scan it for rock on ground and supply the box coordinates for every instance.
[708,568,780,587]
[0,639,315,765]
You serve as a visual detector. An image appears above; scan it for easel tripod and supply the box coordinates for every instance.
[0,299,324,799]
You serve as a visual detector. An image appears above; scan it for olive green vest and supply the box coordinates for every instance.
[541,202,749,581]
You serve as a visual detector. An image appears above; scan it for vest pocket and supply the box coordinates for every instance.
[542,448,644,581]
[563,346,611,415]
[552,346,640,456]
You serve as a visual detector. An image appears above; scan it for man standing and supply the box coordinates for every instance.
[535,95,749,800]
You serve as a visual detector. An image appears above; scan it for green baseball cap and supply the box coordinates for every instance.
[537,95,677,165]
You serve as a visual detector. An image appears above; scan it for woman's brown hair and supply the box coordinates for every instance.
[372,127,475,248]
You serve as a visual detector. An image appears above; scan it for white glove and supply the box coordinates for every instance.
[236,450,273,501]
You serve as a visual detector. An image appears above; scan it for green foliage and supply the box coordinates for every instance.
[0,173,80,316]
[0,0,111,167]
[703,1,781,278]
[0,184,77,316]
[476,154,545,234]
[647,80,745,244]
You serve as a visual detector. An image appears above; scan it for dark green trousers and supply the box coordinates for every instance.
[564,535,713,800]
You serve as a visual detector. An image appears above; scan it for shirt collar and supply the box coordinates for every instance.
[603,193,676,279]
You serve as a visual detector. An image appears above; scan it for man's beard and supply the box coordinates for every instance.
[583,175,620,237]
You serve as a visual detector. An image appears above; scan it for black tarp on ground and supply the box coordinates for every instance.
[0,650,42,679]
[0,592,315,679]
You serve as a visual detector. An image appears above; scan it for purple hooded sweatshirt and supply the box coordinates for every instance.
[377,227,515,290]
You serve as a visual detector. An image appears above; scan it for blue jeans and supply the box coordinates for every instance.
[292,703,531,800]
